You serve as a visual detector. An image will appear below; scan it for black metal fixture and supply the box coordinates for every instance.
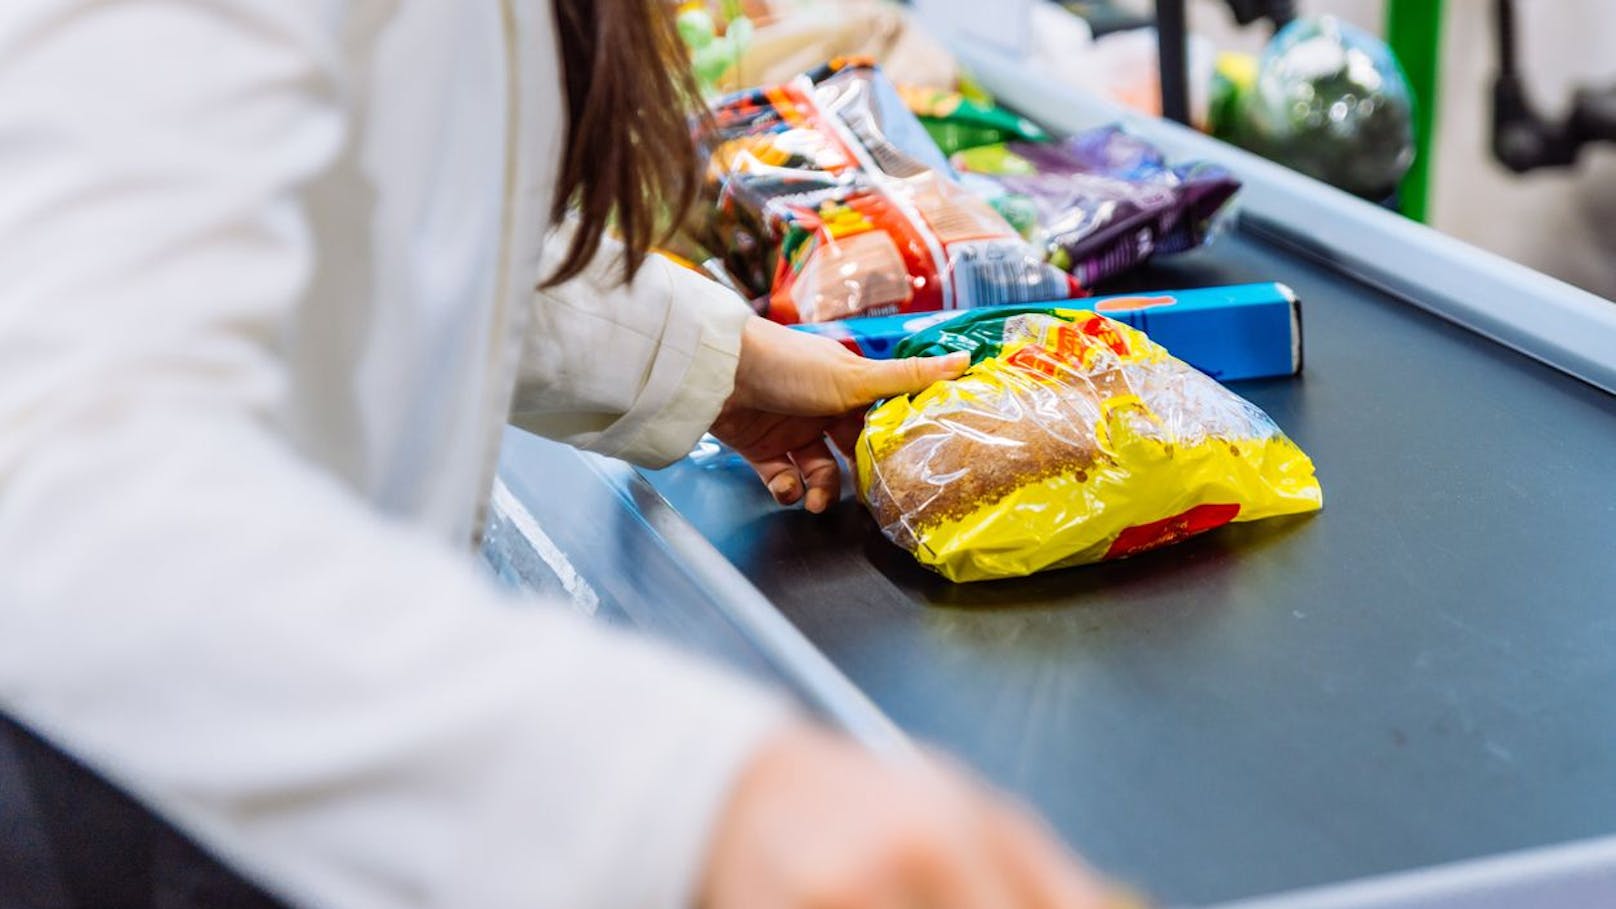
[1155,0,1296,125]
[1491,0,1616,172]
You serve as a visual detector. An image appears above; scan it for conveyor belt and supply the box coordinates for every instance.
[641,228,1616,905]
[493,42,1616,908]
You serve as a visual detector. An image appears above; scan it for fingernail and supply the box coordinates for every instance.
[806,488,832,513]
[767,475,800,504]
[940,352,970,372]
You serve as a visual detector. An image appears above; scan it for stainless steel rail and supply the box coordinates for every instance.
[490,429,910,756]
[581,452,915,758]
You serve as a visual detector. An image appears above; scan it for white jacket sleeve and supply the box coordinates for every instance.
[511,226,756,468]
[0,4,790,909]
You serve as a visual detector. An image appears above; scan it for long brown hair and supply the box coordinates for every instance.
[545,0,704,287]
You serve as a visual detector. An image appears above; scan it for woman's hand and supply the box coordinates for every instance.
[699,724,1131,909]
[711,317,968,513]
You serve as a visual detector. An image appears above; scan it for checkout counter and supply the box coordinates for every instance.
[489,39,1616,909]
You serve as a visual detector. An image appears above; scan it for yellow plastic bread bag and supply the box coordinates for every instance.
[856,307,1322,581]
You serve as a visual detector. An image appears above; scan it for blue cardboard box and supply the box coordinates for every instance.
[792,282,1302,381]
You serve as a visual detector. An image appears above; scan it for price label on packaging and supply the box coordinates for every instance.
[913,0,1033,54]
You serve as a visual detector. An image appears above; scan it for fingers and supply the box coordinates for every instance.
[850,352,971,406]
[790,437,841,514]
[698,723,1130,909]
[748,453,805,507]
[828,415,863,462]
[985,800,1118,909]
[742,439,840,512]
[732,315,971,418]
[915,752,1124,909]
[853,755,1012,909]
[927,829,1021,909]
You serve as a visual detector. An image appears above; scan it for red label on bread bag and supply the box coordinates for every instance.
[1104,503,1241,560]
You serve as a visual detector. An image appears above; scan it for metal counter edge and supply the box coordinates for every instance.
[1204,833,1616,909]
[491,429,913,759]
[584,453,915,758]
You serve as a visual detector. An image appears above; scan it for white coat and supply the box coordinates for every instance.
[0,1,790,907]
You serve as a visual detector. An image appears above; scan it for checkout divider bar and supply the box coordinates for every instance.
[950,43,1616,397]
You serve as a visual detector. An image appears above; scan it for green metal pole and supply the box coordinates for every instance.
[1385,0,1444,222]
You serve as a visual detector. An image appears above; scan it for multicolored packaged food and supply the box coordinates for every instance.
[857,308,1321,582]
[895,84,1050,155]
[952,127,1241,287]
[683,58,1083,323]
[795,282,1303,381]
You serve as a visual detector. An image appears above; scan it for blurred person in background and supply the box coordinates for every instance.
[0,1,1118,908]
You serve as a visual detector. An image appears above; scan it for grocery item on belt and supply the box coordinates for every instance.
[895,84,1050,155]
[795,282,1302,381]
[951,126,1240,287]
[1215,17,1415,202]
[857,309,1321,582]
[684,58,1083,323]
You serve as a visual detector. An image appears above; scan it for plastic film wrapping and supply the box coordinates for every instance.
[951,127,1241,288]
[683,58,1083,323]
[857,309,1321,582]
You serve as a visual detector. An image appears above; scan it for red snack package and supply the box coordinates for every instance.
[685,59,1083,323]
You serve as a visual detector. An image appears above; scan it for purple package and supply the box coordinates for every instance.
[952,126,1240,288]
